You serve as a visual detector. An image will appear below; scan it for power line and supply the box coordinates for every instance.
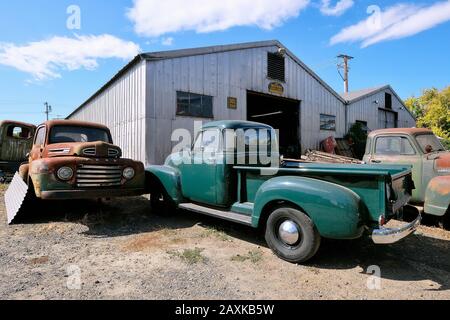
[337,54,354,93]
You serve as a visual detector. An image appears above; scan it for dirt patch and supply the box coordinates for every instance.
[0,191,449,300]
[28,256,49,265]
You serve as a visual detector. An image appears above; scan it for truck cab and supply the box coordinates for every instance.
[0,120,35,182]
[363,128,449,226]
[19,120,145,200]
[147,121,420,263]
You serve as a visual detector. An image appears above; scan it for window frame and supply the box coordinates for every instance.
[374,135,418,156]
[34,125,47,146]
[385,92,392,109]
[192,128,222,154]
[176,91,214,119]
[320,114,337,131]
[6,125,32,140]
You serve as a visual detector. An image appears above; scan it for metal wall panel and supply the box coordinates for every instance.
[347,88,416,131]
[146,46,347,164]
[68,60,147,164]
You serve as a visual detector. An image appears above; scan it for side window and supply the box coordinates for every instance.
[375,136,415,155]
[34,127,46,146]
[6,125,32,139]
[193,129,220,153]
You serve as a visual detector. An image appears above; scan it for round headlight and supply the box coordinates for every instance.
[123,167,135,180]
[57,166,74,181]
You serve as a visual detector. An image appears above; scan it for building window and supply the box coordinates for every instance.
[320,114,336,131]
[355,120,369,133]
[267,52,285,82]
[385,93,392,109]
[176,91,213,118]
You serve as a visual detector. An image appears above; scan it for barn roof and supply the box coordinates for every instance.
[67,40,347,118]
[341,84,416,120]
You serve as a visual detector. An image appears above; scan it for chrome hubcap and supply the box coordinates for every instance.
[278,220,300,245]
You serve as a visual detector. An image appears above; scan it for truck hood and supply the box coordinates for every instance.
[44,141,122,158]
[436,151,450,174]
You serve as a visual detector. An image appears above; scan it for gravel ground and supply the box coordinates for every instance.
[0,189,449,300]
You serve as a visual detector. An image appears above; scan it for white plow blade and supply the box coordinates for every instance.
[4,173,28,224]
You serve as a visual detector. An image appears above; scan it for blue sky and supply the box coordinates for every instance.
[0,0,449,125]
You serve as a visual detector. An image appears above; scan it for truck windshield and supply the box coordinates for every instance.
[49,126,111,144]
[416,134,445,153]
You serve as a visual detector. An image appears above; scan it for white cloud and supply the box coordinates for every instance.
[127,0,310,37]
[161,37,174,46]
[320,0,354,16]
[330,1,450,48]
[0,34,141,80]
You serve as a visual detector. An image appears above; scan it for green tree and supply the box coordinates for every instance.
[405,86,450,149]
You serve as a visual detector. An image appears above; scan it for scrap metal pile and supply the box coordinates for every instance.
[301,150,365,164]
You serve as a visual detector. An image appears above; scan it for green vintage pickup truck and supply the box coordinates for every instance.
[146,121,420,263]
[363,128,449,228]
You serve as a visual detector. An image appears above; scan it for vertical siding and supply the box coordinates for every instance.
[347,88,416,131]
[68,60,147,164]
[147,46,346,164]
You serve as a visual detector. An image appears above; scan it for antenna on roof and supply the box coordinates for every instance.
[337,54,354,93]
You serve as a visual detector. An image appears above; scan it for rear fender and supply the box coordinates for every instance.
[146,165,183,204]
[253,176,364,239]
[425,176,450,216]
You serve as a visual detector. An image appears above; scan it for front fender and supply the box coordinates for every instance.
[253,176,364,239]
[146,165,183,204]
[425,176,450,216]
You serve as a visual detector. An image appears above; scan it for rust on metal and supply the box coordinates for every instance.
[428,176,450,196]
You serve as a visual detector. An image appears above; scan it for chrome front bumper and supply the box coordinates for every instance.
[371,215,421,244]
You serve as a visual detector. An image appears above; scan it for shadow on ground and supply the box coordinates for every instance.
[12,195,450,291]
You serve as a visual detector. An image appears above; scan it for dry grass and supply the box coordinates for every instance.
[167,248,207,265]
[231,249,263,264]
[200,226,232,242]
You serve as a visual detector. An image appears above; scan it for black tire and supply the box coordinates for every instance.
[442,208,450,230]
[264,206,321,263]
[150,182,175,214]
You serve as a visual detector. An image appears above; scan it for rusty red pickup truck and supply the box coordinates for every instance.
[6,120,145,223]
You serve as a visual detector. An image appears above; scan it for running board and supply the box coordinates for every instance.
[179,203,252,226]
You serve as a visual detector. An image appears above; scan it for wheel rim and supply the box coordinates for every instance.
[278,220,301,246]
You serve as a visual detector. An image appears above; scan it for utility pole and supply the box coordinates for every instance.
[337,54,354,93]
[44,102,52,121]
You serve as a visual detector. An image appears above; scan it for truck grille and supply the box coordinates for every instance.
[76,164,123,187]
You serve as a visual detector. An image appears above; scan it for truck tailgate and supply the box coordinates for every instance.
[389,171,414,215]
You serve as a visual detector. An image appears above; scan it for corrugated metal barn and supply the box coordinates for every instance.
[67,40,416,165]
[342,85,416,131]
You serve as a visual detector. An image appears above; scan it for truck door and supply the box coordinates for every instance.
[179,129,221,206]
[370,135,423,201]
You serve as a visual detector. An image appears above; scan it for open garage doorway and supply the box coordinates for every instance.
[247,91,301,158]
